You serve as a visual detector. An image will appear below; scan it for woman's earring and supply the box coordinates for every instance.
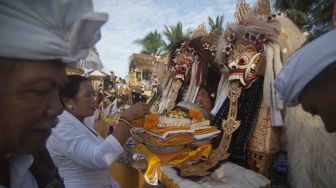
[68,105,73,110]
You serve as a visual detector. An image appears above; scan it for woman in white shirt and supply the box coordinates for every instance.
[47,75,147,188]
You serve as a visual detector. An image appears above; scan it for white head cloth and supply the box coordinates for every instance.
[0,0,108,63]
[274,29,336,107]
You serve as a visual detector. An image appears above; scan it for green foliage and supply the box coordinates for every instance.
[272,0,334,40]
[162,22,184,50]
[208,15,224,32]
[134,30,165,56]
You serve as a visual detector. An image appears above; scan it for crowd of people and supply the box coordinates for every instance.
[96,76,131,118]
[0,0,335,188]
[0,1,148,187]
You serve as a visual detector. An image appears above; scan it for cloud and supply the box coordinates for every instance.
[93,0,241,78]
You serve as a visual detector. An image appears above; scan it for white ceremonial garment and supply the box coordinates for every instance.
[0,0,108,63]
[0,155,38,188]
[47,111,124,188]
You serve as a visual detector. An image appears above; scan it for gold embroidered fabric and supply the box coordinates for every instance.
[248,102,281,154]
[247,101,281,177]
[167,79,183,112]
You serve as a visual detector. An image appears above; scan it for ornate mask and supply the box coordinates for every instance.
[172,41,198,80]
[225,43,261,87]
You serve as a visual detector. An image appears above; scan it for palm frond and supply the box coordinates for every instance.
[285,8,309,27]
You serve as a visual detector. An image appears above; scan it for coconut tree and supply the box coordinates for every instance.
[163,22,184,51]
[134,30,165,56]
[273,0,311,28]
[208,15,224,32]
[272,0,334,39]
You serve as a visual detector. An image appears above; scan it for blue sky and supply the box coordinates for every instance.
[93,0,254,78]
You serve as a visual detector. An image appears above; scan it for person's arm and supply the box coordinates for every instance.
[47,121,124,170]
[47,103,148,170]
[112,103,148,145]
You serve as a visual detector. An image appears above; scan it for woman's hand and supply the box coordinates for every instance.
[112,103,148,145]
[120,103,148,122]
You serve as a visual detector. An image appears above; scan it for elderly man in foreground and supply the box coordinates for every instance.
[0,0,107,187]
[275,29,336,132]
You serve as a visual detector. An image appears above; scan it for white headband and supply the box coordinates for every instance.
[0,0,108,63]
[274,29,336,106]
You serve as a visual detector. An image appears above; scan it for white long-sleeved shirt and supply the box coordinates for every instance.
[0,155,38,188]
[47,111,124,188]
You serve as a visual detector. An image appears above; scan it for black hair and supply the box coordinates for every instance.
[60,75,89,101]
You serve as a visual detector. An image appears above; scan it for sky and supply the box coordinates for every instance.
[93,0,255,78]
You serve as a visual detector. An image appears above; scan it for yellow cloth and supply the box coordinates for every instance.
[148,126,191,136]
[144,132,194,146]
[193,126,219,135]
[135,144,212,184]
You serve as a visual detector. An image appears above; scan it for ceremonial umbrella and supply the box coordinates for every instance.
[78,47,104,74]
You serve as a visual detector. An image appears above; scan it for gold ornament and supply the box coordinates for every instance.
[253,0,271,17]
[166,79,183,112]
[177,81,242,176]
[191,24,208,39]
[235,0,250,24]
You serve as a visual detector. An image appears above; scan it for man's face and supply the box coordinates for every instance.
[299,65,336,132]
[0,60,66,155]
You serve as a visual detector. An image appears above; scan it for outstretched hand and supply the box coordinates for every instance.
[121,103,148,122]
[112,103,148,145]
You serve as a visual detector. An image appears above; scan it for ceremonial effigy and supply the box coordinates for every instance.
[128,0,310,187]
[212,0,306,179]
[149,24,221,116]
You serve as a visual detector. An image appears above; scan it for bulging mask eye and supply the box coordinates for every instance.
[238,56,248,65]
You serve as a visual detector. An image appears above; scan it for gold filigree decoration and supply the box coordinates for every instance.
[204,29,221,44]
[220,81,241,149]
[192,24,221,56]
[202,29,221,54]
[177,81,242,176]
[191,24,208,39]
[231,42,257,60]
[235,0,250,24]
[235,0,271,24]
[253,0,271,17]
[166,79,183,112]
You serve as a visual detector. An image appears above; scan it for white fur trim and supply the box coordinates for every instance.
[284,105,336,188]
[160,162,270,188]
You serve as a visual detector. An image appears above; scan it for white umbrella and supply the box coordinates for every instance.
[78,47,104,74]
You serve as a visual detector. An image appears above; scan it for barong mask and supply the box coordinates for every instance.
[206,0,306,176]
[172,40,199,80]
[215,0,306,109]
[220,26,266,88]
[226,42,261,87]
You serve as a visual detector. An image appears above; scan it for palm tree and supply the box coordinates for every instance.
[208,15,224,32]
[134,30,165,56]
[163,22,184,50]
[272,0,310,28]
